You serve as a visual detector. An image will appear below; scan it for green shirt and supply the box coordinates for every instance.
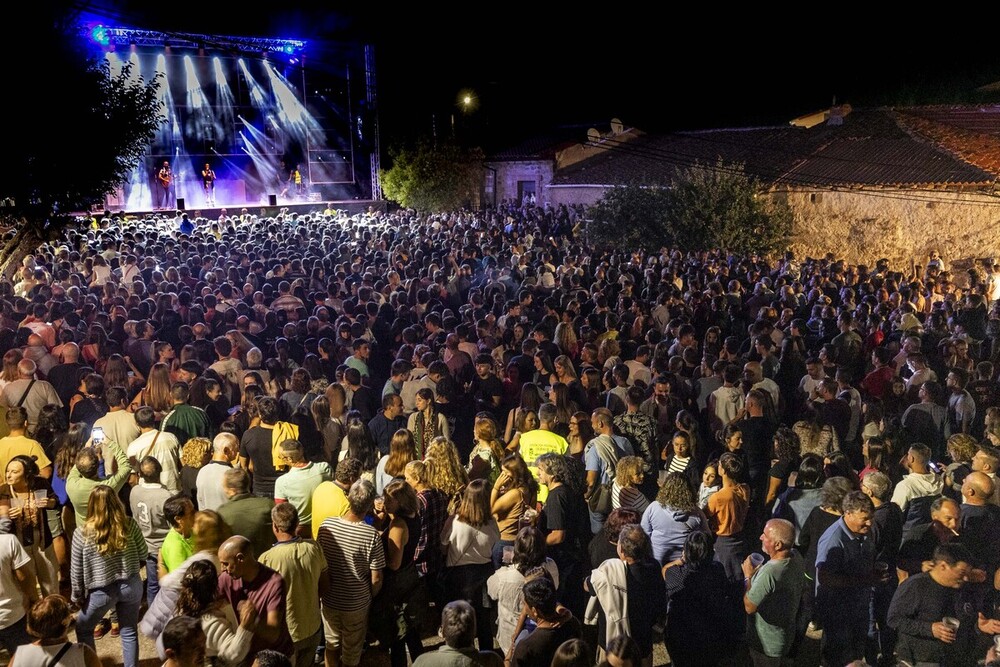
[259,538,327,642]
[160,527,194,573]
[273,462,333,528]
[747,551,806,657]
[66,439,131,522]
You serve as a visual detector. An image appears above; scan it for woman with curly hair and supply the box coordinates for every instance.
[468,417,506,484]
[766,426,801,507]
[375,429,418,495]
[536,452,589,616]
[70,486,146,667]
[404,460,448,580]
[639,471,707,566]
[180,437,212,508]
[943,432,978,499]
[425,437,469,513]
[611,456,649,514]
[139,510,232,640]
[174,559,256,667]
[554,324,579,361]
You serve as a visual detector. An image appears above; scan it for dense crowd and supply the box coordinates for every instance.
[0,200,998,667]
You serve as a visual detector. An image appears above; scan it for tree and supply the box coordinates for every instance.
[380,138,483,212]
[0,3,164,276]
[587,160,793,257]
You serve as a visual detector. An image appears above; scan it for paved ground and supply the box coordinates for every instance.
[0,615,823,667]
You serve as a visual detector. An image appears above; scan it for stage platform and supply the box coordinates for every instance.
[89,199,386,221]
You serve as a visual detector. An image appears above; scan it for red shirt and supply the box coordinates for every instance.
[860,365,895,400]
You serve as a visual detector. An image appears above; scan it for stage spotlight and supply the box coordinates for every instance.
[91,25,110,46]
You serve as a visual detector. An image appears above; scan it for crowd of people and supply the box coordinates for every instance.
[0,200,998,667]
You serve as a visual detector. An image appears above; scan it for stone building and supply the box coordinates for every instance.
[494,106,1000,269]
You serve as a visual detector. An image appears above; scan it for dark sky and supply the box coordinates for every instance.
[80,4,1000,150]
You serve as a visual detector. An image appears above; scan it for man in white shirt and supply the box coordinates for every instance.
[0,359,62,430]
[196,433,238,511]
[624,345,652,388]
[92,386,140,475]
[127,406,181,493]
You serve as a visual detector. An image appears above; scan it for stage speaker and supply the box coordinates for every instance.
[176,197,185,210]
[268,194,278,206]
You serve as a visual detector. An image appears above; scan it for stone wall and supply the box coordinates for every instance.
[778,188,1000,274]
[484,160,554,207]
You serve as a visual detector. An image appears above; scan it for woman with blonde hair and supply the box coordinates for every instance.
[440,479,500,651]
[70,486,146,667]
[129,362,172,419]
[611,456,649,513]
[425,437,469,512]
[180,437,212,506]
[404,460,447,579]
[554,323,579,360]
[468,416,506,484]
[375,429,418,495]
[0,348,22,390]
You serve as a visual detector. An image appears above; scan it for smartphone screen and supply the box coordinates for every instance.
[91,427,105,444]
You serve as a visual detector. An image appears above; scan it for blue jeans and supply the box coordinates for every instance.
[145,554,160,606]
[76,574,142,667]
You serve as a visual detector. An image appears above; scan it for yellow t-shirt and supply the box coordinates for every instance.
[310,481,349,538]
[517,429,568,504]
[0,436,51,476]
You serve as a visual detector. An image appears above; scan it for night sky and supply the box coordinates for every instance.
[78,4,1000,152]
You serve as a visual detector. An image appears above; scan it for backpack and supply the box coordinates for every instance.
[587,435,622,516]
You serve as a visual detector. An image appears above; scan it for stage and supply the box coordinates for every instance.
[90,198,385,221]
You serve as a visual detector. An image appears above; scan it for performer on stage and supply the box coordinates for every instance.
[201,163,217,207]
[289,164,304,199]
[156,161,172,209]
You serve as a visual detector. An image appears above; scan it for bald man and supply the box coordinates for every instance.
[0,359,62,429]
[960,472,1000,573]
[217,536,293,661]
[21,333,57,377]
[898,497,961,577]
[742,519,804,665]
[47,342,92,412]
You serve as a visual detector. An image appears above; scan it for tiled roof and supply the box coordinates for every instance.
[549,108,997,189]
[485,127,588,161]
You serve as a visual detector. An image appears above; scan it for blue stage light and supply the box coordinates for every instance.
[91,25,110,46]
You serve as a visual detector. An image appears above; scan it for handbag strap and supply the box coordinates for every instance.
[140,430,161,462]
[47,642,72,667]
[16,380,36,408]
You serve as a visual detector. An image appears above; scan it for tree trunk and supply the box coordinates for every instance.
[0,224,42,281]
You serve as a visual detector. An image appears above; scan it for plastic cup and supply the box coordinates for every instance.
[942,616,960,632]
[749,552,765,569]
[33,490,47,505]
[502,546,514,564]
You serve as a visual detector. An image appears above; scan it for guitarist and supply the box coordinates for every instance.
[157,161,173,209]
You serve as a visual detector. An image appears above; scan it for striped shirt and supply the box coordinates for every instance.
[70,518,147,603]
[317,517,385,612]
